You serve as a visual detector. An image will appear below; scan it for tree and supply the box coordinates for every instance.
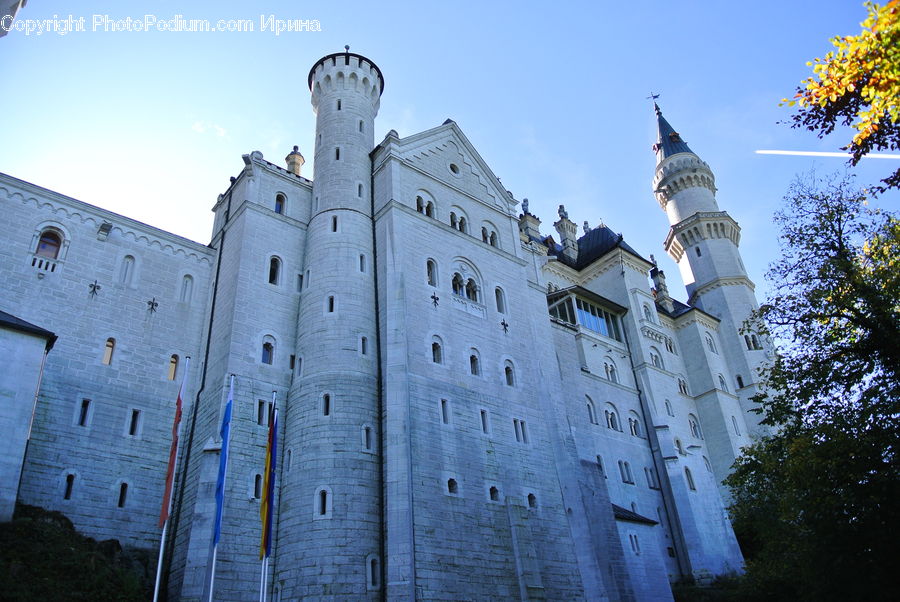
[786,1,900,193]
[725,172,900,601]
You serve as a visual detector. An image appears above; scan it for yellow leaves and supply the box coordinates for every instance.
[789,0,900,152]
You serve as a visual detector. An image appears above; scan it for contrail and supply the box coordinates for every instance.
[756,150,900,159]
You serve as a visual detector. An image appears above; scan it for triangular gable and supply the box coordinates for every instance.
[389,120,516,211]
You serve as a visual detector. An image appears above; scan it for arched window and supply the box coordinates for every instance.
[586,397,597,424]
[120,255,135,285]
[167,354,179,380]
[450,212,458,229]
[367,554,381,590]
[665,399,674,417]
[604,358,618,383]
[481,227,489,243]
[751,334,761,350]
[628,412,642,437]
[469,350,480,376]
[732,415,741,436]
[36,230,62,258]
[102,338,116,365]
[489,486,500,501]
[275,193,285,214]
[527,493,537,508]
[665,338,676,354]
[745,335,753,351]
[705,333,717,354]
[703,456,713,472]
[322,393,331,417]
[447,478,458,494]
[736,375,745,388]
[458,216,468,233]
[426,260,438,286]
[452,273,464,296]
[268,257,281,285]
[261,339,274,365]
[504,361,515,387]
[117,482,128,508]
[489,231,497,247]
[416,196,425,213]
[642,304,654,322]
[650,347,663,369]
[618,460,634,483]
[494,287,506,313]
[314,486,332,518]
[689,414,703,439]
[685,467,696,491]
[431,337,443,364]
[718,374,728,392]
[180,275,194,303]
[604,405,620,431]
[678,379,689,395]
[465,278,478,302]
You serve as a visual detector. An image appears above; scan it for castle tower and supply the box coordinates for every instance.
[277,50,384,599]
[652,103,768,438]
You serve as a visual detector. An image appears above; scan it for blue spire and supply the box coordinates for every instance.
[653,103,694,161]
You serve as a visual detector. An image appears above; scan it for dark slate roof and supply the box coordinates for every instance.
[653,103,694,162]
[612,503,658,525]
[656,298,694,319]
[0,309,57,351]
[548,224,649,270]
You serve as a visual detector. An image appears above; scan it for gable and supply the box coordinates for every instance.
[392,122,516,213]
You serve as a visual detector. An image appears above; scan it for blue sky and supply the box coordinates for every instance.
[1,1,897,301]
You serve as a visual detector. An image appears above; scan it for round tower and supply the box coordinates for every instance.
[278,50,384,599]
[651,103,770,438]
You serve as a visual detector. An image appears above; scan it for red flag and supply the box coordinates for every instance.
[159,358,189,527]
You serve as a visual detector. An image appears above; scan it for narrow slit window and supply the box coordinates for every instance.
[440,399,450,424]
[358,183,363,197]
[64,474,75,500]
[359,254,366,272]
[331,215,338,232]
[254,474,263,499]
[335,147,340,160]
[78,399,91,427]
[167,354,179,380]
[268,257,281,285]
[447,478,458,494]
[323,394,331,416]
[318,489,328,515]
[480,410,489,434]
[327,296,335,313]
[117,482,128,508]
[336,99,342,110]
[128,409,141,436]
[102,338,115,365]
[275,194,285,214]
[363,426,372,450]
[360,336,368,356]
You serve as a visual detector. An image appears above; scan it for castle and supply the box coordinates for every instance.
[0,51,770,600]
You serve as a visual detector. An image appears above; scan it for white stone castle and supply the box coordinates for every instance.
[0,51,770,600]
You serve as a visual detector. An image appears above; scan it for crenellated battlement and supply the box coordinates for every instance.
[308,51,383,113]
[653,154,717,210]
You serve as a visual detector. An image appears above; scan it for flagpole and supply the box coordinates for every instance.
[208,374,235,602]
[153,356,191,602]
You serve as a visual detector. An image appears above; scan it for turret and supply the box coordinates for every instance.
[278,49,384,600]
[553,204,579,262]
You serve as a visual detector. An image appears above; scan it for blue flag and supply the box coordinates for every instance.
[213,376,234,545]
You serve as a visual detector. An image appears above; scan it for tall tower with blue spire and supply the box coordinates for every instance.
[652,103,768,439]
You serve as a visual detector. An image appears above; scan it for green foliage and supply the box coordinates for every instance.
[726,173,900,601]
[0,504,151,601]
[786,1,900,193]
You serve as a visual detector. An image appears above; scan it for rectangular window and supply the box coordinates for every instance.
[574,298,622,340]
[440,399,450,425]
[480,409,490,434]
[297,274,303,292]
[513,418,522,442]
[257,400,271,426]
[128,409,141,436]
[335,147,340,160]
[78,399,91,427]
[520,420,529,444]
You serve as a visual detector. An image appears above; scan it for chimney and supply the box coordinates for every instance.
[553,204,579,263]
[285,145,305,176]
